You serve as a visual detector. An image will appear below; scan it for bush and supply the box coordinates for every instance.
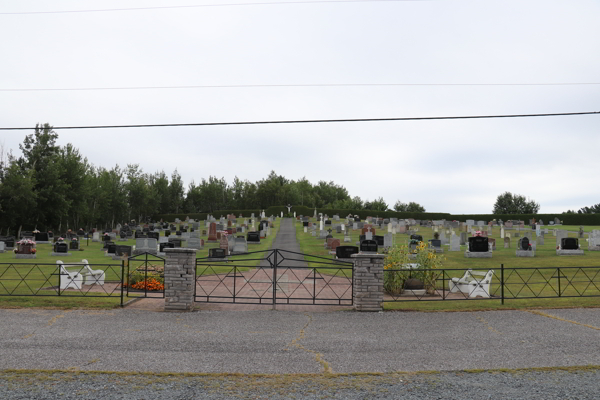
[384,242,445,295]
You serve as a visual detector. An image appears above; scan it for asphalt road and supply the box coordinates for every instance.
[1,307,599,374]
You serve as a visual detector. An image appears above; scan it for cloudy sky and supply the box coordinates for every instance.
[1,0,599,214]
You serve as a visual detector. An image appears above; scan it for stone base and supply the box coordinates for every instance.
[92,239,100,242]
[35,241,51,244]
[50,252,71,256]
[465,251,493,258]
[516,250,535,257]
[206,240,218,243]
[557,249,584,256]
[112,255,124,261]
[5,247,14,251]
[105,252,116,257]
[431,248,443,253]
[328,250,336,255]
[15,254,37,259]
[407,254,418,260]
[119,238,128,241]
[588,246,600,251]
[248,242,261,245]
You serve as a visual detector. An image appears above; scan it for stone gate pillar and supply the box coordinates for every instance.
[351,253,385,312]
[164,248,197,311]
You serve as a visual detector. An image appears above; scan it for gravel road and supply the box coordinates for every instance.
[1,368,598,399]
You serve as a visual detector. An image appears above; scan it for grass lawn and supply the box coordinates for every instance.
[0,219,281,309]
[294,218,600,311]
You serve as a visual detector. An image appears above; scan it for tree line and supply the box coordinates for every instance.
[0,124,426,234]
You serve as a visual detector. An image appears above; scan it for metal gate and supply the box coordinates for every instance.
[195,249,353,306]
[125,252,165,298]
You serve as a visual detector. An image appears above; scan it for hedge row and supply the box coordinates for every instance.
[154,208,600,226]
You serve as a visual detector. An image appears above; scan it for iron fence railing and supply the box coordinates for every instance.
[384,265,600,302]
[0,261,126,305]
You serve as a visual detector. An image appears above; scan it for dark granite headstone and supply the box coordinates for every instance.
[468,236,489,252]
[360,240,378,253]
[336,246,359,258]
[208,248,226,258]
[53,242,68,253]
[562,237,578,250]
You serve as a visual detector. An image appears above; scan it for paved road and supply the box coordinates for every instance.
[1,307,599,374]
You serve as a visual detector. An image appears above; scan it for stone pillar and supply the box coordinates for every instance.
[351,253,385,312]
[164,248,197,311]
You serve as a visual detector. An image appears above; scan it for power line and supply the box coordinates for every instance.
[1,82,599,92]
[0,0,428,15]
[0,111,597,131]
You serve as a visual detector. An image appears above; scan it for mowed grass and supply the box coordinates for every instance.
[0,219,281,309]
[294,219,600,311]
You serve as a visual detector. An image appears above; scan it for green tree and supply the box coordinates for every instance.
[493,192,540,214]
[17,123,69,230]
[0,161,37,234]
[394,200,426,212]
[168,170,185,213]
[364,197,388,211]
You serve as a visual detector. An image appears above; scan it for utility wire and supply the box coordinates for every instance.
[0,111,597,131]
[1,83,599,92]
[0,0,428,15]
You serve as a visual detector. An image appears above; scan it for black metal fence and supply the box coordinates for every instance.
[0,261,126,304]
[195,249,353,306]
[384,265,600,302]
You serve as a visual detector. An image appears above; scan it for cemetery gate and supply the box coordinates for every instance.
[195,249,353,306]
[125,252,165,298]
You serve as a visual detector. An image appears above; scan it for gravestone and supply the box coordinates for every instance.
[208,248,226,259]
[329,239,341,254]
[133,238,158,255]
[247,231,260,244]
[336,245,358,259]
[504,237,510,248]
[92,232,100,242]
[383,233,393,248]
[556,230,568,248]
[51,241,70,256]
[232,237,247,254]
[459,232,467,246]
[466,236,492,258]
[449,235,460,251]
[359,240,378,253]
[488,238,496,251]
[0,242,4,253]
[115,245,133,258]
[187,238,203,250]
[429,239,443,252]
[207,222,218,242]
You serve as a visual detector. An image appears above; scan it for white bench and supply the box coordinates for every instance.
[449,269,494,298]
[57,260,83,290]
[57,259,105,289]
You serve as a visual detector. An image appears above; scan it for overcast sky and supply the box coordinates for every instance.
[1,0,599,214]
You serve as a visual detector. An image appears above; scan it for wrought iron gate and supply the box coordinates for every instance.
[195,249,353,306]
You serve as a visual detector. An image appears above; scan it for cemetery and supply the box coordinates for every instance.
[293,214,600,311]
[0,215,281,308]
[1,210,600,311]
